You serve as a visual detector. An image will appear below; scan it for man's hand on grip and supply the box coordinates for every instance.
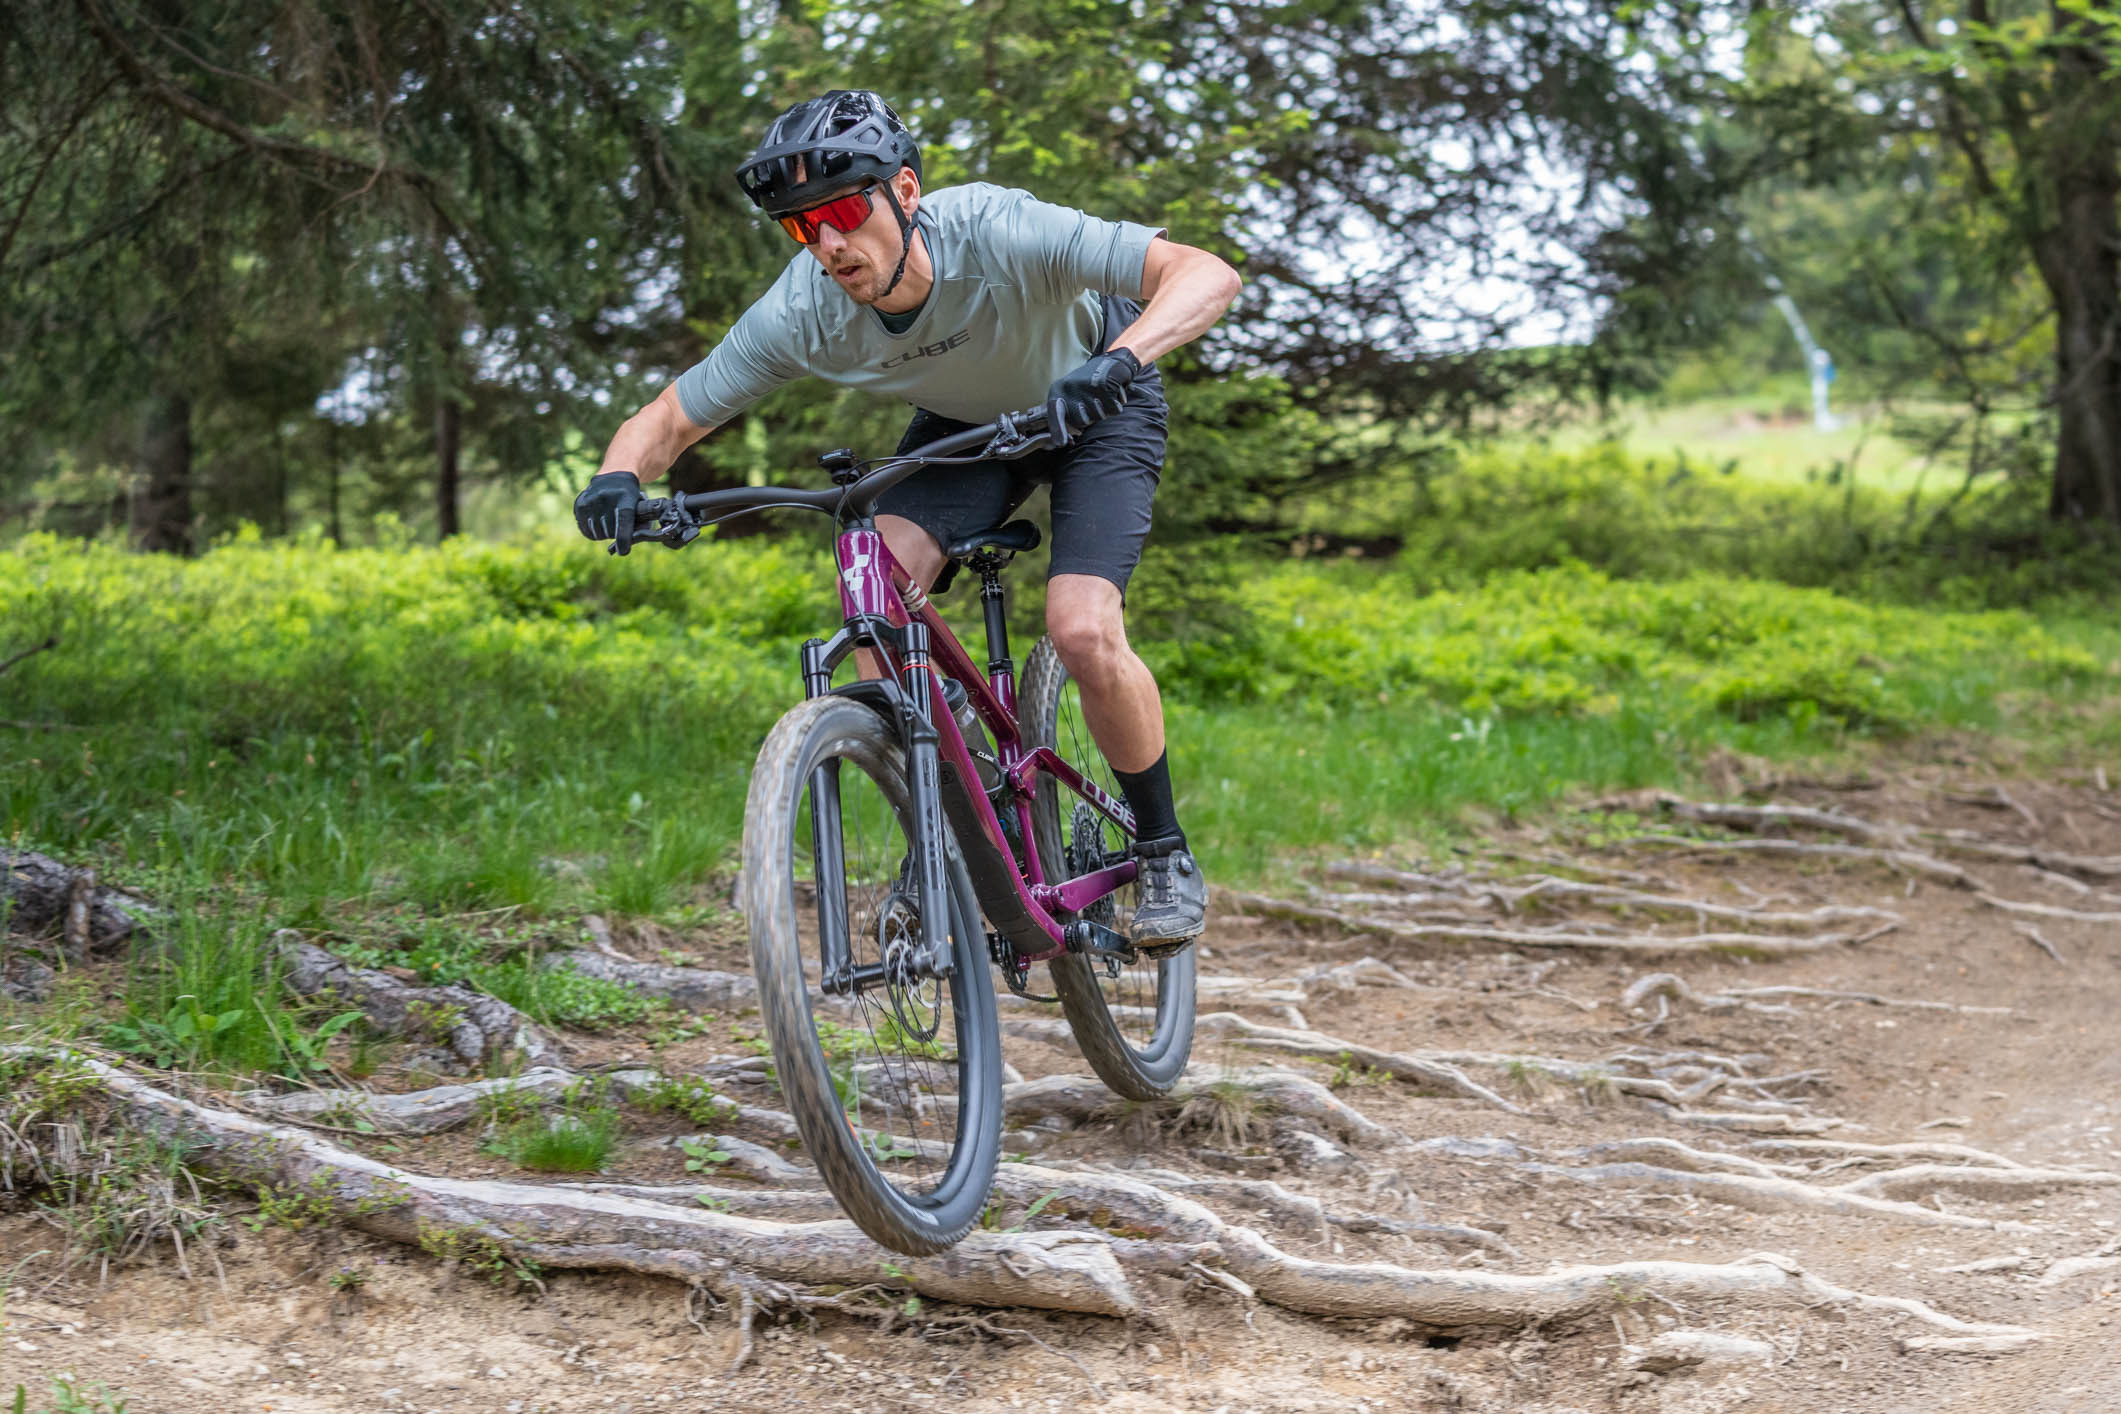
[1043,347,1141,449]
[575,471,646,556]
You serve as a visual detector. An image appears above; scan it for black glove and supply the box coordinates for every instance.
[575,471,645,556]
[1044,347,1142,448]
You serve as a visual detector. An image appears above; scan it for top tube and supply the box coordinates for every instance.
[638,403,1053,535]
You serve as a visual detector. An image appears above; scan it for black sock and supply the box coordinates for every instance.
[1113,751,1185,851]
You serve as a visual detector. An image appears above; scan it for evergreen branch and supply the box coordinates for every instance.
[74,0,471,248]
[0,73,117,273]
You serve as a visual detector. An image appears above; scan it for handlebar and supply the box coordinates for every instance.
[630,403,1056,548]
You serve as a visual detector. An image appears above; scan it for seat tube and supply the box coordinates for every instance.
[896,620,957,978]
[980,572,1013,680]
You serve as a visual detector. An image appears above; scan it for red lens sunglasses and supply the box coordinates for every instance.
[776,186,878,245]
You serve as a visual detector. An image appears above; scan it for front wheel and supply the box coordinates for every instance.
[742,695,1002,1254]
[1020,636,1196,1100]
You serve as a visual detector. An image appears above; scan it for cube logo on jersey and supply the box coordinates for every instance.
[881,327,973,369]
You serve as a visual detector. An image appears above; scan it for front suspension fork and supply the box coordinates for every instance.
[895,620,958,981]
[803,622,956,994]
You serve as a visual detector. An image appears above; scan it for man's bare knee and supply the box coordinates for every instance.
[1046,577,1131,680]
[878,514,946,590]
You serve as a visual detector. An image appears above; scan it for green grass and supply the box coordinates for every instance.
[10,1378,132,1414]
[488,1103,621,1174]
[3,446,2117,1077]
[5,525,2116,911]
[1542,392,1949,493]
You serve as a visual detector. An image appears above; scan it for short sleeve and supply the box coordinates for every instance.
[672,293,806,429]
[995,190,1165,305]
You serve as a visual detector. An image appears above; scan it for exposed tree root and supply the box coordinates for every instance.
[1831,1164,2118,1203]
[1624,1329,1775,1372]
[0,1048,2065,1350]
[2,849,156,956]
[1621,972,2013,1019]
[2036,1244,2121,1286]
[1001,1067,1406,1150]
[1221,891,1879,956]
[1190,1012,1526,1113]
[1977,893,2121,925]
[2012,923,2068,964]
[1651,794,2121,883]
[236,1066,647,1134]
[1746,1139,2030,1170]
[538,949,758,1009]
[1654,1107,1841,1135]
[277,936,554,1069]
[6,1048,1161,1316]
[1085,1166,1523,1257]
[1325,860,1901,932]
[1565,1138,1805,1181]
[1622,835,1981,889]
[1515,1161,2034,1230]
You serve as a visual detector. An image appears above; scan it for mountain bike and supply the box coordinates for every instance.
[627,404,1197,1254]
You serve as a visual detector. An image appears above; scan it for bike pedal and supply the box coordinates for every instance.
[1062,917,1137,962]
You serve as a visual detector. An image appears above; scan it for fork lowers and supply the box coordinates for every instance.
[895,620,957,981]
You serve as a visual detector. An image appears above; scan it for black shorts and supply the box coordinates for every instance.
[876,295,1166,595]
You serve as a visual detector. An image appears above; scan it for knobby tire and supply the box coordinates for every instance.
[742,695,1002,1254]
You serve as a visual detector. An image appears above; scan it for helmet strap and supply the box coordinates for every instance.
[877,184,915,300]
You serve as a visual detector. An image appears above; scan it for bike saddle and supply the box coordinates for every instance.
[944,519,1041,561]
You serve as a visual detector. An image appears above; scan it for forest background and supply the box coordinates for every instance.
[8,0,2121,938]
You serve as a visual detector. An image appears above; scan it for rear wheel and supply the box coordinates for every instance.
[742,695,1001,1254]
[1019,637,1196,1100]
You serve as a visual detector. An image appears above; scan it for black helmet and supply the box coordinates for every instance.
[736,90,921,217]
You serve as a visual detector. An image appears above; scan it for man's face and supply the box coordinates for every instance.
[798,168,915,305]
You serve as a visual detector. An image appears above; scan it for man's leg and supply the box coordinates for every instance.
[1044,575,1162,766]
[1045,580,1203,942]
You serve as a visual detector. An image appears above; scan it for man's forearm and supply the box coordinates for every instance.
[1109,251,1242,366]
[600,386,712,484]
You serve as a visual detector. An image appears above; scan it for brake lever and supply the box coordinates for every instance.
[984,410,1045,460]
[653,496,701,549]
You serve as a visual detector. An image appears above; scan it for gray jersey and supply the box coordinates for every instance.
[673,183,1163,428]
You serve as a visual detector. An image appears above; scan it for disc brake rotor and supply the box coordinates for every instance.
[878,887,944,1043]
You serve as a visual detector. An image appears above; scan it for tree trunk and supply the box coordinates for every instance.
[130,388,193,554]
[435,389,461,539]
[326,419,344,547]
[2040,3,2121,524]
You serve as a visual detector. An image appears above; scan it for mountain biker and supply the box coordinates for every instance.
[575,89,1238,946]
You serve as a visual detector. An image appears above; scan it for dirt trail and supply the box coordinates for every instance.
[7,773,2121,1412]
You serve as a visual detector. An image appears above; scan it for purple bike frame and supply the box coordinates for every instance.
[834,527,1136,962]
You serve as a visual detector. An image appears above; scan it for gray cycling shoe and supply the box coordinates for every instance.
[1129,835,1206,947]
